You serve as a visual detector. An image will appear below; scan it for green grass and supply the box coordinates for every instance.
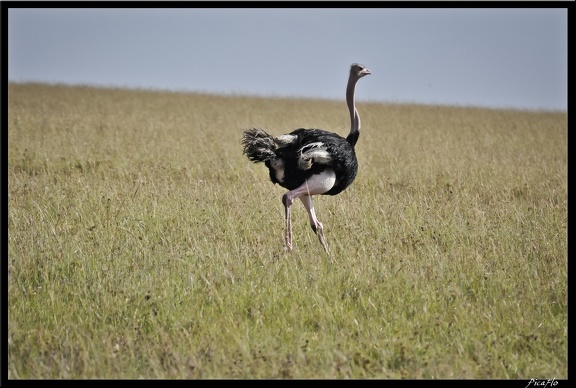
[8,82,567,379]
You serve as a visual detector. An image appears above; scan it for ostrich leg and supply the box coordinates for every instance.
[299,194,329,254]
[281,170,336,253]
[284,199,293,251]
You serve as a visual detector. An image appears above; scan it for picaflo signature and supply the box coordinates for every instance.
[525,378,558,388]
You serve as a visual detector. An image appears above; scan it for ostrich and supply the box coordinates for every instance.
[241,63,371,253]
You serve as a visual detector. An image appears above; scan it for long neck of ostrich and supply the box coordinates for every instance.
[345,77,360,147]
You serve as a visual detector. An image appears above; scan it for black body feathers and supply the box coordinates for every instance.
[242,127,358,196]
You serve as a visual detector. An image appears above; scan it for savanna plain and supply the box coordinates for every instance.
[7,83,567,379]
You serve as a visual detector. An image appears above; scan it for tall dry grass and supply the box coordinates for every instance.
[8,82,567,378]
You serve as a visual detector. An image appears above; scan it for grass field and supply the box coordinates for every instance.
[7,82,567,379]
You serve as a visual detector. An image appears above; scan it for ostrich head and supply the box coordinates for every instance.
[350,63,371,81]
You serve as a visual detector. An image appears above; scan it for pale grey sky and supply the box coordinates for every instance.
[7,7,568,111]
